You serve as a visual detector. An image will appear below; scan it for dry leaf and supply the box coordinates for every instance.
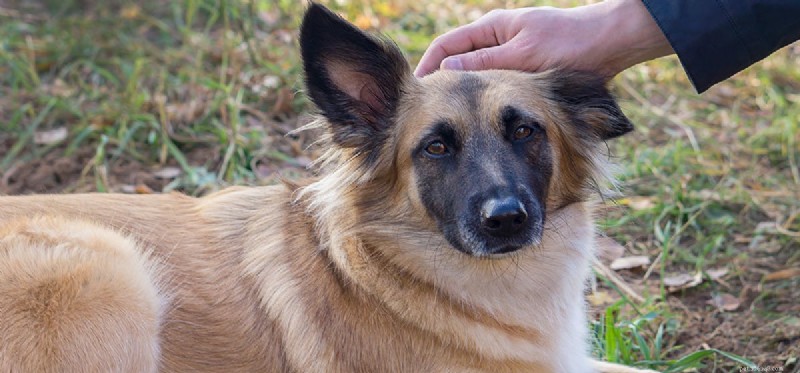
[610,256,650,270]
[595,236,626,263]
[708,293,740,312]
[152,167,182,179]
[135,184,154,194]
[664,272,703,292]
[764,268,800,282]
[663,273,694,287]
[34,127,67,145]
[706,267,729,281]
[619,196,655,210]
[587,290,615,307]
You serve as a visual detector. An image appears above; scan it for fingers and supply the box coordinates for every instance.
[414,21,501,77]
[440,44,520,72]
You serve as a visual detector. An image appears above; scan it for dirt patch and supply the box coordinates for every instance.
[594,237,800,371]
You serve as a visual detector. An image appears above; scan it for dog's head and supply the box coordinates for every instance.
[299,3,632,258]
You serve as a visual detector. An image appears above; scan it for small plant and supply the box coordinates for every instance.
[591,300,758,372]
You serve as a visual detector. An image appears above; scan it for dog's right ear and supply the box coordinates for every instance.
[300,3,410,149]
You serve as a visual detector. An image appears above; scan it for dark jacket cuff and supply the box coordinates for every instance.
[640,0,800,93]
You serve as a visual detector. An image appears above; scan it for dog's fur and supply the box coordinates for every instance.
[0,4,657,373]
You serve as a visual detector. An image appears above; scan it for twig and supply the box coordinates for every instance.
[592,258,645,304]
[642,251,662,282]
[775,211,800,237]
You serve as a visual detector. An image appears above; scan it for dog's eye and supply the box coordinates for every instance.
[425,141,448,156]
[513,126,534,140]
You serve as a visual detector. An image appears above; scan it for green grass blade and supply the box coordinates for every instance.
[1,100,55,171]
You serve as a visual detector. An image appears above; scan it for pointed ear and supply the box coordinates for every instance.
[300,3,411,149]
[550,71,633,140]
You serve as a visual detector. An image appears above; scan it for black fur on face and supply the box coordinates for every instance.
[413,104,553,257]
[300,3,410,158]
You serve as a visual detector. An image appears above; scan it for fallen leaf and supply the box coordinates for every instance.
[34,127,67,145]
[135,184,154,194]
[764,268,800,282]
[595,236,625,263]
[706,267,729,281]
[587,290,615,307]
[152,167,182,179]
[708,293,740,312]
[610,256,650,270]
[619,196,655,211]
[664,272,703,292]
[663,273,694,287]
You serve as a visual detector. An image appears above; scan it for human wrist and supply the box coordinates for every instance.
[599,0,673,75]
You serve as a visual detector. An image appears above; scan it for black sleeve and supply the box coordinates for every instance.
[640,0,800,93]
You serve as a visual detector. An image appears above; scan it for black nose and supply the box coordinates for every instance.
[480,197,528,237]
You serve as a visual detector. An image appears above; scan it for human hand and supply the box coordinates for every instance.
[414,0,673,79]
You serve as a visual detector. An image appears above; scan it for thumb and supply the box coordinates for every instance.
[440,45,511,71]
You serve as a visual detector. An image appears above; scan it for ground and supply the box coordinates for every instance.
[1,1,798,372]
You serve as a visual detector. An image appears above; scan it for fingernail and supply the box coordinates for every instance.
[441,58,463,70]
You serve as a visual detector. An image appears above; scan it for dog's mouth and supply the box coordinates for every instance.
[470,244,528,259]
[452,240,537,259]
[441,215,543,259]
[493,245,523,255]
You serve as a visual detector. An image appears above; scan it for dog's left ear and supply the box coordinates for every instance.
[300,3,410,149]
[551,71,633,140]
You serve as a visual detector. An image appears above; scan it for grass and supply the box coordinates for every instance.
[1,0,798,371]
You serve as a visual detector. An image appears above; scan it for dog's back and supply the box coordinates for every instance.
[0,187,295,372]
[1,186,566,373]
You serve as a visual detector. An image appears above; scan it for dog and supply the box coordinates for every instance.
[0,3,657,373]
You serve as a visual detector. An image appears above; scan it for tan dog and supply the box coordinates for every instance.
[0,4,657,373]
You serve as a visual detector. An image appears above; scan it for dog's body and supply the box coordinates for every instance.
[0,4,656,373]
[0,185,596,372]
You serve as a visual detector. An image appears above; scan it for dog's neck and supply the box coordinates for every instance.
[299,172,597,365]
